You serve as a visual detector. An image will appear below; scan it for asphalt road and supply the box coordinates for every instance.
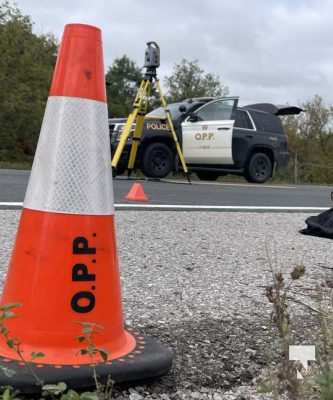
[0,169,332,208]
[0,210,327,397]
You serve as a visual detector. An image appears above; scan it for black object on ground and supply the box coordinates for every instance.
[300,208,333,239]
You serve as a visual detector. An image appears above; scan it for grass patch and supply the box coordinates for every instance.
[0,161,32,170]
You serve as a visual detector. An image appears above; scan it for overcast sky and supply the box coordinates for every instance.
[15,0,333,106]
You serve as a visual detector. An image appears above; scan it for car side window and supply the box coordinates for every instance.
[251,111,283,134]
[195,99,235,121]
[234,110,253,129]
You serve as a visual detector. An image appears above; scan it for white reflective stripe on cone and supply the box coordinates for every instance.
[24,96,114,215]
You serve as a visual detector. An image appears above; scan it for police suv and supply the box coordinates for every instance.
[110,97,302,183]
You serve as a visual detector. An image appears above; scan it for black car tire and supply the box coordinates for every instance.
[196,171,220,181]
[112,164,126,178]
[245,152,272,183]
[141,142,173,179]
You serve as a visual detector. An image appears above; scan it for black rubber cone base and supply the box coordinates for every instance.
[0,332,173,394]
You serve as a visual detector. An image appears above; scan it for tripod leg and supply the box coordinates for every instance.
[111,80,148,171]
[111,109,139,169]
[127,81,150,176]
[155,80,191,183]
[127,114,145,176]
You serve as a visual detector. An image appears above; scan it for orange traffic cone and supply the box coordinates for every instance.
[125,182,149,201]
[0,24,172,392]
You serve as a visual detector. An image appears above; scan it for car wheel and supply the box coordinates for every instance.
[245,152,272,183]
[112,164,126,178]
[196,171,220,181]
[141,142,173,178]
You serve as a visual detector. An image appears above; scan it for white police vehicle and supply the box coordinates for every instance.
[110,97,302,183]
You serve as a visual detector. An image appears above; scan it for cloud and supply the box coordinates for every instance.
[16,0,333,105]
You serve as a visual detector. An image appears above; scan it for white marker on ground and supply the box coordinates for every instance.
[289,345,316,380]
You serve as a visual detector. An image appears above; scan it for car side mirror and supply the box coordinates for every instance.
[188,114,199,122]
[179,105,187,113]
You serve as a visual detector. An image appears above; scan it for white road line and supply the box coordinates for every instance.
[115,204,326,212]
[0,202,327,212]
[0,202,23,206]
[161,179,296,189]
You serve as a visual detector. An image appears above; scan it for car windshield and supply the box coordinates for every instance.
[147,102,185,120]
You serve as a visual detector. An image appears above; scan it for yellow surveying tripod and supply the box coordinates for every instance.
[111,42,189,181]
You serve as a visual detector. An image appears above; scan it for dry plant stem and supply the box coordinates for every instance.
[92,362,101,394]
[317,287,331,381]
[85,334,102,393]
[77,322,113,399]
[264,243,302,400]
[16,344,43,386]
[318,265,333,271]
[287,297,326,316]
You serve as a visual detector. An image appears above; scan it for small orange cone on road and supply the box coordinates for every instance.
[125,182,149,202]
[0,23,172,392]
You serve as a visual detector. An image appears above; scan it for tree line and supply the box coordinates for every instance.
[279,96,333,184]
[0,2,226,164]
[0,2,333,184]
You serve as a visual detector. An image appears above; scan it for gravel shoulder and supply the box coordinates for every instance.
[0,211,330,399]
